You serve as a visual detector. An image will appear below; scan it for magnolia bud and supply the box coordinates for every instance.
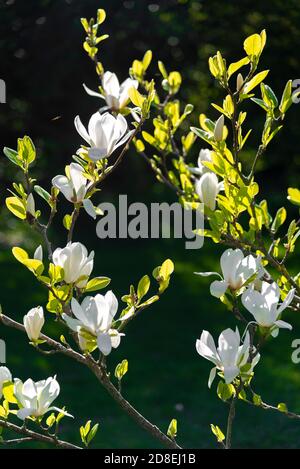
[214,114,224,142]
[26,193,36,217]
[23,306,44,342]
[236,73,244,92]
[195,172,223,211]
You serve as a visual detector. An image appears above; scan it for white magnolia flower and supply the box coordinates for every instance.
[190,149,212,176]
[75,111,133,161]
[23,306,44,342]
[195,172,224,210]
[195,248,262,298]
[196,328,260,387]
[63,291,124,356]
[83,71,138,111]
[52,242,94,288]
[242,281,295,336]
[0,367,12,398]
[214,114,225,141]
[14,376,72,421]
[52,163,97,219]
[52,163,89,203]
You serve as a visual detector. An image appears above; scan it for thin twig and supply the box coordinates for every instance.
[0,419,81,449]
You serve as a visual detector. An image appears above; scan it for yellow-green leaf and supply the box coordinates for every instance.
[243,70,269,94]
[244,33,262,56]
[6,196,26,220]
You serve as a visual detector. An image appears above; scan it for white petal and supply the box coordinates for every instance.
[83,199,97,219]
[74,115,91,145]
[210,280,228,298]
[97,333,112,356]
[83,83,104,99]
[208,367,217,388]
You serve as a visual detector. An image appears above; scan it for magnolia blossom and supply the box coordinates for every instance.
[196,328,260,387]
[83,71,138,111]
[242,281,295,336]
[75,111,133,161]
[190,149,212,176]
[196,248,262,298]
[195,172,223,211]
[52,163,89,203]
[62,291,124,356]
[23,306,44,342]
[14,376,72,421]
[52,163,97,219]
[0,367,12,398]
[52,242,94,288]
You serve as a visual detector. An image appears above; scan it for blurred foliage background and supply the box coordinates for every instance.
[0,0,300,449]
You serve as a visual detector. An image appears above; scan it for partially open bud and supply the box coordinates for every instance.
[23,306,44,342]
[236,73,244,92]
[214,114,224,142]
[26,193,36,217]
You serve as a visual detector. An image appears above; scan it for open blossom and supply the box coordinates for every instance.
[62,291,124,356]
[0,367,12,398]
[195,172,224,210]
[195,248,262,298]
[196,328,260,387]
[14,376,72,421]
[75,111,133,161]
[52,242,94,288]
[83,71,138,111]
[52,163,97,219]
[23,306,44,342]
[52,163,89,203]
[190,149,212,176]
[242,281,295,336]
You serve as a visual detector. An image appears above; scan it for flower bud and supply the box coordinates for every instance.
[214,114,224,142]
[23,306,44,342]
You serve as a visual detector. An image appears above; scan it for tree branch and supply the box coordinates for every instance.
[0,419,81,449]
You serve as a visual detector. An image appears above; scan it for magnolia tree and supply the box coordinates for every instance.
[0,8,300,449]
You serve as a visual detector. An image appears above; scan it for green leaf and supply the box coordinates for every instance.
[85,277,111,292]
[277,402,288,413]
[3,147,23,168]
[2,382,17,404]
[34,185,51,205]
[137,275,150,300]
[87,423,99,446]
[210,424,225,443]
[63,214,72,231]
[115,359,128,381]
[279,80,292,114]
[271,207,286,233]
[158,61,168,79]
[287,187,300,207]
[252,393,262,406]
[217,381,235,402]
[46,413,56,428]
[167,419,177,439]
[6,196,26,219]
[244,33,262,56]
[227,57,250,79]
[142,50,152,71]
[243,70,269,94]
[97,8,106,25]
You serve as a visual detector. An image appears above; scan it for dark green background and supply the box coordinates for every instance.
[0,0,300,448]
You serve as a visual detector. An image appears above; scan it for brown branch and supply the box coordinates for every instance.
[0,419,81,449]
[0,313,181,449]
